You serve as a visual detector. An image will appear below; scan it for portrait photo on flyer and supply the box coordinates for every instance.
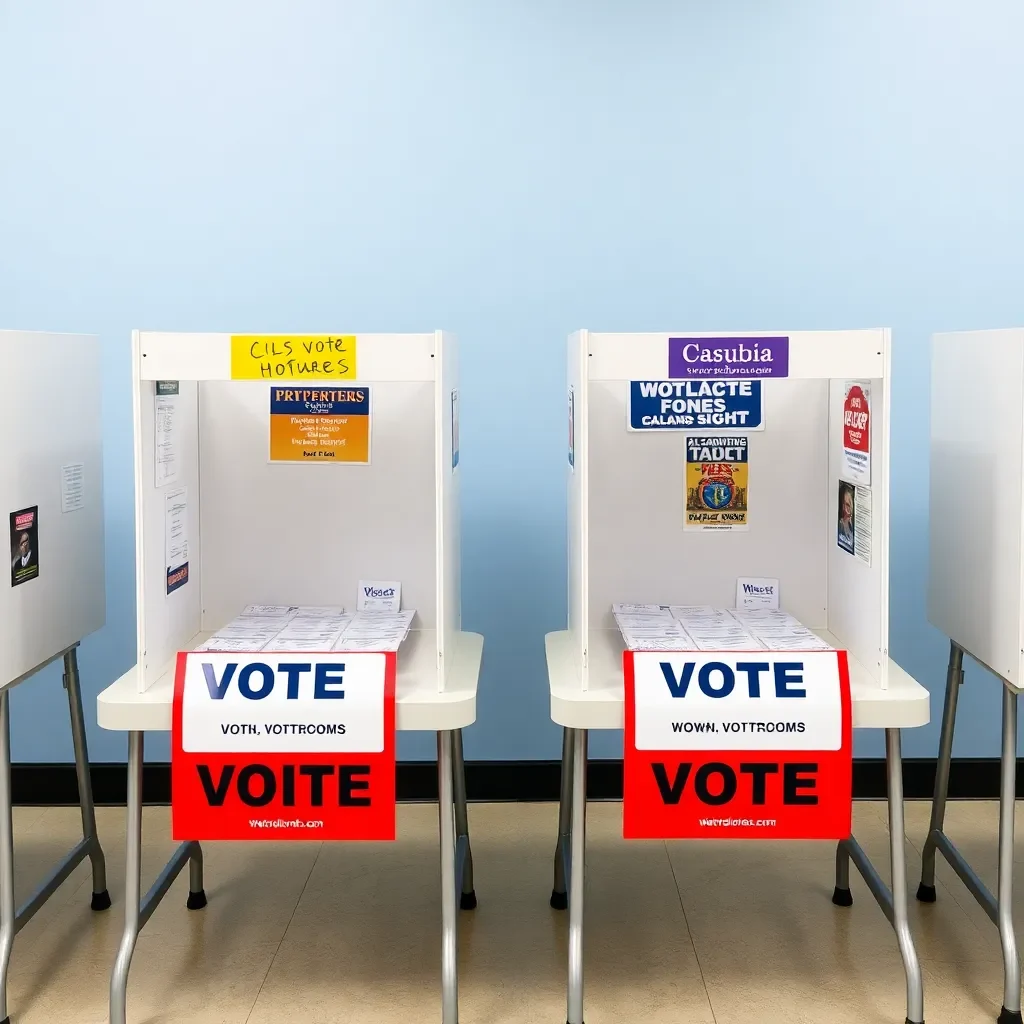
[10,506,39,587]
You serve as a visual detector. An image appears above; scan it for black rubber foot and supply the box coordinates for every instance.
[460,890,477,910]
[998,1008,1023,1024]
[186,889,207,910]
[916,882,937,903]
[906,1019,923,1024]
[90,889,112,912]
[550,889,568,910]
[1,1015,11,1024]
[831,886,854,907]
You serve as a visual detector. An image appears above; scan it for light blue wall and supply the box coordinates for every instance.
[1,1,1022,763]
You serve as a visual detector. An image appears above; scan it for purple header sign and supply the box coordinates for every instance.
[668,336,789,379]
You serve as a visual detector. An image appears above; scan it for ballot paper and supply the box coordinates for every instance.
[757,630,834,652]
[613,603,674,618]
[670,606,738,625]
[685,630,766,652]
[291,605,347,619]
[239,604,299,619]
[729,609,799,626]
[194,636,271,653]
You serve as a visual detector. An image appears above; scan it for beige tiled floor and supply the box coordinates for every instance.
[1,799,1021,1022]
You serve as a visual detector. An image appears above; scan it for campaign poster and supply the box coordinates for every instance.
[629,380,764,431]
[684,435,748,531]
[269,386,370,464]
[10,506,39,587]
[842,381,871,485]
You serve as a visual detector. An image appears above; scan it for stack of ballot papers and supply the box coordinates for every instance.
[611,604,833,653]
[194,605,416,653]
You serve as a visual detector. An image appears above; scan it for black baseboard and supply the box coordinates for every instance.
[7,758,1020,805]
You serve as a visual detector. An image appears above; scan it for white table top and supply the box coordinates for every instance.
[547,629,930,731]
[98,629,482,733]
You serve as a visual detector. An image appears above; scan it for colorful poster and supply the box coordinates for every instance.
[231,335,357,381]
[269,387,370,464]
[172,652,396,841]
[842,382,871,485]
[624,650,852,840]
[684,435,749,531]
[668,337,789,380]
[630,380,763,431]
[9,506,39,587]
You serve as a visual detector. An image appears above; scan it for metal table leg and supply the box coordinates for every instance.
[65,648,110,910]
[918,641,963,902]
[567,728,587,1024]
[551,727,573,911]
[438,730,459,1024]
[831,728,924,1024]
[452,728,477,910]
[109,732,205,1024]
[916,642,1022,1024]
[996,688,1021,1021]
[0,692,15,1024]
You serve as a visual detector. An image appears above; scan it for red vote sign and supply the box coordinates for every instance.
[172,651,396,841]
[623,650,852,840]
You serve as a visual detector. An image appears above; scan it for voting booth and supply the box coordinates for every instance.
[546,329,930,1024]
[97,331,482,1024]
[0,330,109,1024]
[923,328,1024,1024]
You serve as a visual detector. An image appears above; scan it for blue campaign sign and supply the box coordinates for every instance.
[628,380,764,431]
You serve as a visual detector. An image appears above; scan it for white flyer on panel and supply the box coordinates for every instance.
[60,463,85,513]
[155,382,182,487]
[165,487,188,572]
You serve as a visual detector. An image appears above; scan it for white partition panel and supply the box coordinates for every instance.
[199,380,437,628]
[929,329,1024,688]
[134,331,202,689]
[132,331,456,695]
[567,330,590,683]
[0,331,105,687]
[587,377,829,626]
[435,331,460,685]
[826,368,889,684]
[571,328,893,693]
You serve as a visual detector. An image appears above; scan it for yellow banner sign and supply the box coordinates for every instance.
[230,335,357,380]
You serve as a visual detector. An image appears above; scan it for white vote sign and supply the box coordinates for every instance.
[631,651,844,752]
[179,652,387,754]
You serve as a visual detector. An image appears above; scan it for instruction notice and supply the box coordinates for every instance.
[165,487,189,595]
[685,435,749,531]
[61,463,85,513]
[837,481,871,566]
[629,380,763,431]
[841,381,871,485]
[10,506,39,587]
[231,335,357,381]
[155,381,181,487]
[269,387,370,464]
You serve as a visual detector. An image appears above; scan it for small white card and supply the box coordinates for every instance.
[357,580,402,612]
[735,577,780,611]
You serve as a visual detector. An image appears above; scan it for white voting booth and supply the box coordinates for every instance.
[545,329,930,1024]
[0,331,108,1024]
[97,331,482,1024]
[923,328,1024,1024]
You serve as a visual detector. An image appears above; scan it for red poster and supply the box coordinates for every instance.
[623,650,852,840]
[172,651,396,841]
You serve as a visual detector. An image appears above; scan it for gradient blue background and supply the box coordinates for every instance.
[1,0,1022,763]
